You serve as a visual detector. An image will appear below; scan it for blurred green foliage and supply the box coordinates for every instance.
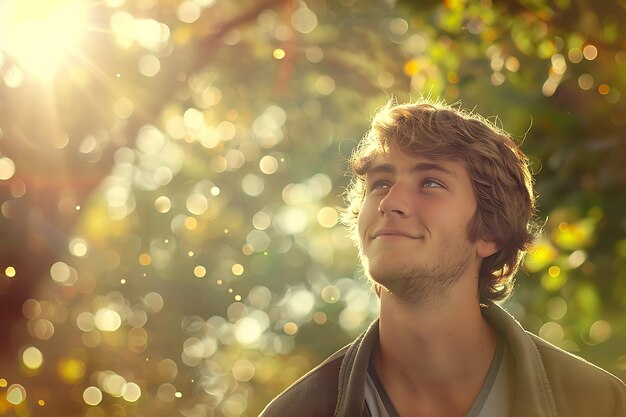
[0,0,625,416]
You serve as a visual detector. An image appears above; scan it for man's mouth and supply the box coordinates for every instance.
[372,229,421,239]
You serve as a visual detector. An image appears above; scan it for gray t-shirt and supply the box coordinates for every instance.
[365,335,514,417]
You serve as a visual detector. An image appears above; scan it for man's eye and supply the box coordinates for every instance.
[423,179,444,188]
[370,180,391,191]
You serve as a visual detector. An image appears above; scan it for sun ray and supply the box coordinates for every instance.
[0,0,94,80]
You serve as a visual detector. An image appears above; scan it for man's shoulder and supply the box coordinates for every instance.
[529,331,625,387]
[258,345,348,417]
[528,332,626,414]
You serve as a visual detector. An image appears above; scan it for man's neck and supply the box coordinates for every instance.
[374,286,497,417]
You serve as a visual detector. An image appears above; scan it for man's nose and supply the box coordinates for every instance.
[378,183,411,217]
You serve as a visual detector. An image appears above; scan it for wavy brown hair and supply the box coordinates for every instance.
[342,99,539,302]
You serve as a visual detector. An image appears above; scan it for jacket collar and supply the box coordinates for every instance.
[332,303,558,417]
[483,302,558,417]
[334,319,378,417]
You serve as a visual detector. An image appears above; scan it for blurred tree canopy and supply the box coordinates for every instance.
[0,0,625,416]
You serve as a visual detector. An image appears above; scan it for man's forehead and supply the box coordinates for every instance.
[365,151,463,177]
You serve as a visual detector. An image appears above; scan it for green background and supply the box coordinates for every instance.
[0,0,625,416]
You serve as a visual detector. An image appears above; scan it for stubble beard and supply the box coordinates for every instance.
[365,237,475,305]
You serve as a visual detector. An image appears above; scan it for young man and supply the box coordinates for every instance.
[259,100,626,417]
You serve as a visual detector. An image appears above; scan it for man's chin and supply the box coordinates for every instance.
[366,269,410,289]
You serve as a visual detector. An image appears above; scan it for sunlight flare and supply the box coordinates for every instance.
[0,0,89,79]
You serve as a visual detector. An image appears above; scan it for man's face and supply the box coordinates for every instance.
[356,150,497,304]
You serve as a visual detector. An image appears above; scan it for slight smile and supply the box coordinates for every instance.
[372,230,422,240]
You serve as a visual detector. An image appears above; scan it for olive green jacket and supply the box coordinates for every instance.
[259,303,626,417]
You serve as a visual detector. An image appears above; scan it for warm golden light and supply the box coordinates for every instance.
[0,0,88,79]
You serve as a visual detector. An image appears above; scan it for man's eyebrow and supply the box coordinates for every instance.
[410,162,457,177]
[365,163,395,175]
[365,161,457,176]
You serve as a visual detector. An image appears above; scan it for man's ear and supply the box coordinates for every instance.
[476,238,500,259]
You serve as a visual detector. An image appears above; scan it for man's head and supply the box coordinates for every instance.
[342,99,538,302]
